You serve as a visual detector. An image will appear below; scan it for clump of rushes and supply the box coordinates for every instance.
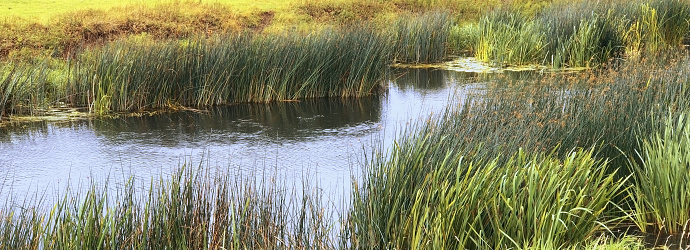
[475,8,547,66]
[393,11,452,64]
[632,112,690,235]
[347,52,690,247]
[70,27,392,113]
[348,139,628,248]
[0,166,335,248]
[0,63,54,117]
[475,0,690,68]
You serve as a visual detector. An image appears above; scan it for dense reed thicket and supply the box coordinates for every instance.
[0,63,66,119]
[632,112,690,235]
[69,28,391,113]
[0,166,336,249]
[348,147,627,249]
[347,52,690,247]
[392,11,452,64]
[468,0,690,67]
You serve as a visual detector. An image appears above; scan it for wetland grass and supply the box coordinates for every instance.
[473,0,690,68]
[0,166,336,249]
[632,112,690,235]
[348,141,628,249]
[392,11,452,64]
[69,27,392,113]
[347,52,690,248]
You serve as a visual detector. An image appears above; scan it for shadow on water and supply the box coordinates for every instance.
[88,96,382,146]
[0,67,488,205]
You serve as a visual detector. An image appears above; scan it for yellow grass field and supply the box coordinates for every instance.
[0,0,299,22]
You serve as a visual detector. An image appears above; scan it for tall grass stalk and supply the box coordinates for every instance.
[393,11,452,64]
[0,165,336,249]
[347,51,690,247]
[632,112,690,235]
[475,0,689,67]
[69,27,392,113]
[348,140,628,248]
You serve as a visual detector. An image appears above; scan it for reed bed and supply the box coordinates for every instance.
[471,0,690,67]
[348,141,627,249]
[69,27,392,114]
[0,63,63,118]
[346,52,690,248]
[0,166,336,249]
[632,112,690,235]
[392,11,452,64]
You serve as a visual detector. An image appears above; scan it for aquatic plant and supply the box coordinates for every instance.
[632,112,690,235]
[475,8,547,66]
[348,143,628,248]
[70,27,392,113]
[0,165,336,249]
[347,51,690,248]
[476,0,690,67]
[392,11,452,64]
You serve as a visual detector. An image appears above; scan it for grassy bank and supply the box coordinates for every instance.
[0,0,503,61]
[72,28,391,113]
[2,11,463,118]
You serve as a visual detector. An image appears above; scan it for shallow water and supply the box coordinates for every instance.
[0,68,486,203]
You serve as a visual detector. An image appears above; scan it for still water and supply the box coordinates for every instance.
[0,68,484,202]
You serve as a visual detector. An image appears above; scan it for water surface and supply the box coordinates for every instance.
[0,68,484,202]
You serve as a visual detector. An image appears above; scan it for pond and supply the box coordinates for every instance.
[0,68,491,204]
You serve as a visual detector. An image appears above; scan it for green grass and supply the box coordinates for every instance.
[471,0,690,68]
[392,11,452,64]
[632,112,690,235]
[69,27,391,113]
[348,142,628,249]
[0,165,336,249]
[346,51,690,248]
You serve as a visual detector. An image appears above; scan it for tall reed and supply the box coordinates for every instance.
[348,141,628,248]
[632,112,690,235]
[347,51,690,247]
[0,165,336,249]
[475,8,547,66]
[69,27,392,113]
[393,11,452,64]
[475,0,690,67]
[0,63,59,118]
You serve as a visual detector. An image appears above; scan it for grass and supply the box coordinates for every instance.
[348,143,628,249]
[392,11,452,64]
[346,51,690,248]
[0,165,337,249]
[5,52,690,248]
[469,0,690,68]
[632,112,690,235]
[0,0,505,61]
[69,27,391,113]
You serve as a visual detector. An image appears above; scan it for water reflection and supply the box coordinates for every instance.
[90,96,382,146]
[0,67,480,202]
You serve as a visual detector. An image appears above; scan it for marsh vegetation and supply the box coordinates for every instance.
[1,0,690,248]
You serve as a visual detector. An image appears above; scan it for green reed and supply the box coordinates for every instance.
[631,112,690,235]
[0,165,336,249]
[475,8,547,66]
[347,51,690,248]
[69,27,392,113]
[392,11,452,64]
[348,140,628,249]
[474,0,690,68]
[0,64,52,118]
